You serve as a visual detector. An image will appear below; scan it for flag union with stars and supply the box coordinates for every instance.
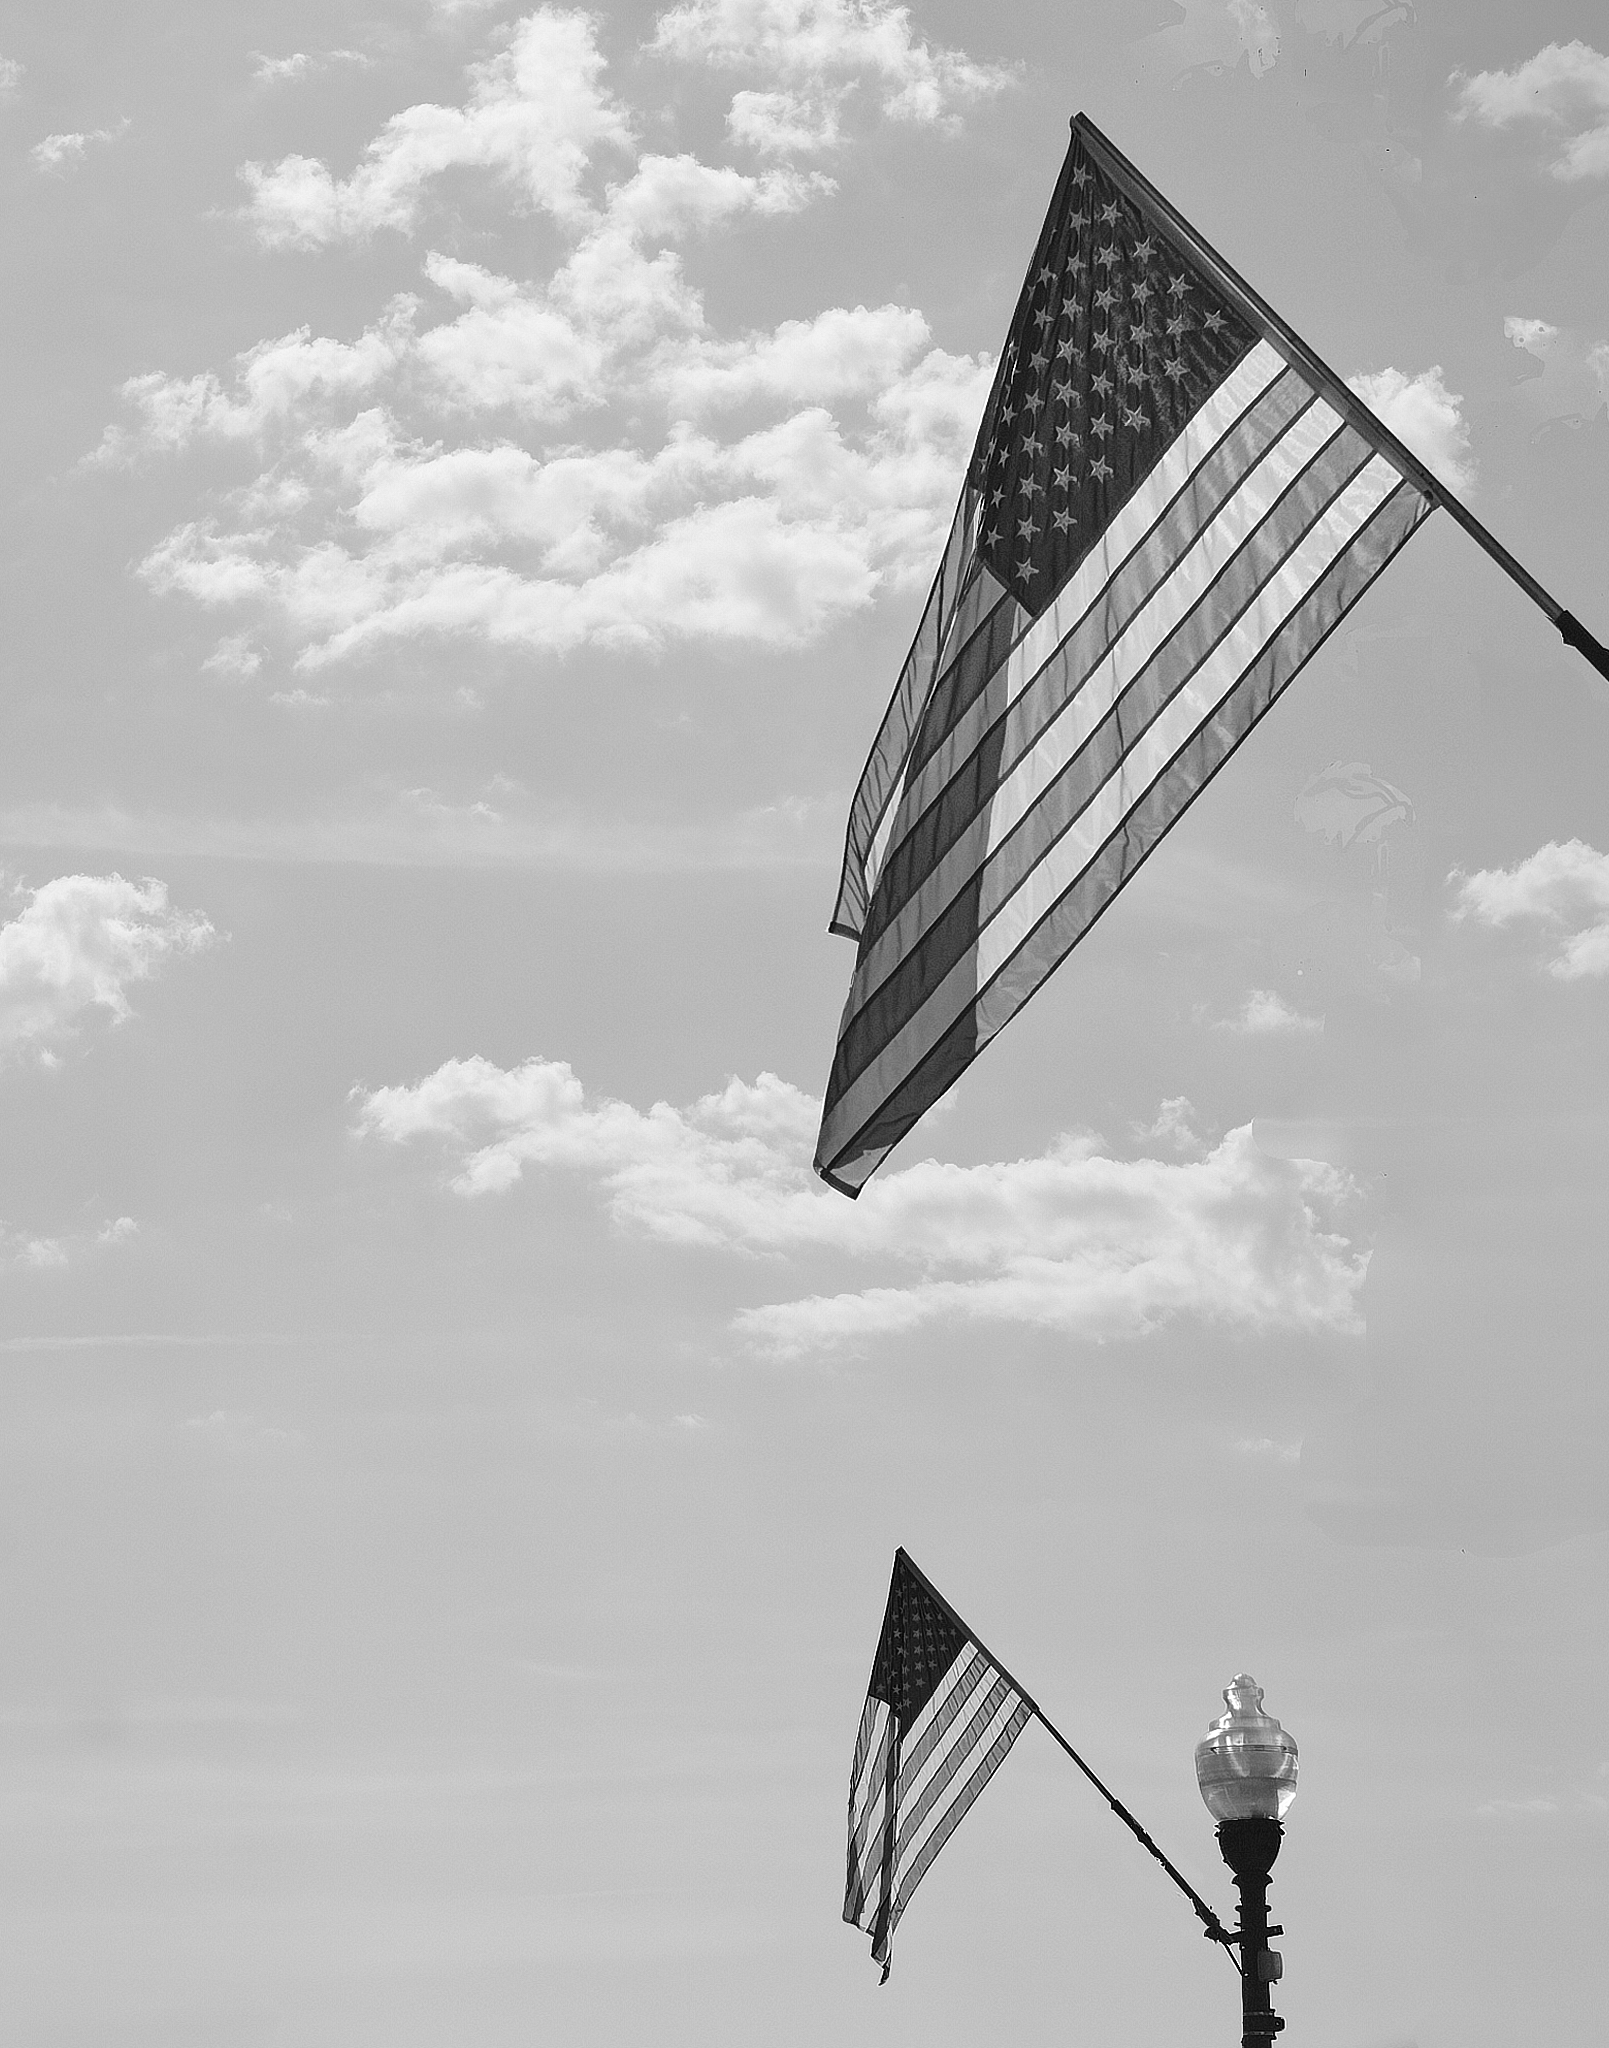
[976,138,1256,614]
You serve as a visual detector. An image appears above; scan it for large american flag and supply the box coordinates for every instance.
[814,117,1436,1195]
[844,1549,1032,1980]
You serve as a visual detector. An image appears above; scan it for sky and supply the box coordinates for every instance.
[0,2,1606,2043]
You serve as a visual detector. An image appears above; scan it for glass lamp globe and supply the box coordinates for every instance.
[1195,1674,1298,1824]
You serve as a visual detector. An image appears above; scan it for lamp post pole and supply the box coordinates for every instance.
[1218,1815,1284,2043]
[1195,1675,1297,2048]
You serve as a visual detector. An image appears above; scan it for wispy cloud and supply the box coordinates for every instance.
[1207,989,1322,1037]
[652,0,1013,147]
[182,1409,304,1452]
[353,1056,1367,1355]
[1451,41,1609,182]
[0,789,830,872]
[0,55,23,100]
[1235,1437,1301,1463]
[250,49,374,88]
[1452,839,1609,979]
[31,117,130,173]
[0,872,214,1062]
[0,1332,302,1351]
[0,1212,141,1274]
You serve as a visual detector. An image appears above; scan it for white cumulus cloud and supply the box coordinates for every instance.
[109,81,985,672]
[251,50,374,87]
[0,873,215,1061]
[101,9,1003,678]
[652,0,1011,138]
[1451,41,1609,182]
[1347,364,1476,493]
[353,1055,1367,1356]
[240,10,633,246]
[1452,839,1609,980]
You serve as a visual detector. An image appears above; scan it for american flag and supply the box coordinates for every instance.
[844,1549,1032,1980]
[814,117,1436,1195]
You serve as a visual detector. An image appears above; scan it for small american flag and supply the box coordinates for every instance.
[815,116,1435,1194]
[844,1549,1032,1980]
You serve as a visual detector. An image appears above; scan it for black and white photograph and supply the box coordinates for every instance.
[1,4,1605,2043]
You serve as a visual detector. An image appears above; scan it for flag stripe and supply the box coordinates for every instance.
[849,387,1345,1017]
[857,565,1018,926]
[826,410,1376,1107]
[865,609,1019,948]
[846,1701,895,1905]
[870,356,1309,939]
[889,1701,1034,1929]
[830,495,989,937]
[895,1671,1013,1857]
[820,478,1429,1189]
[906,583,1019,788]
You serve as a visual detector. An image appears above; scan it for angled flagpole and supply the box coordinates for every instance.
[1074,114,1609,687]
[894,1548,1240,1967]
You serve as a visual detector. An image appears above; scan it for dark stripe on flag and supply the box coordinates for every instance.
[829,500,974,939]
[845,1703,894,1907]
[905,588,1019,786]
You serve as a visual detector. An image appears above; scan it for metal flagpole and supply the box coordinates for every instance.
[894,1549,1240,1965]
[1072,114,1609,688]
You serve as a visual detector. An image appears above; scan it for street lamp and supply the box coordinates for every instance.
[1196,1675,1298,2044]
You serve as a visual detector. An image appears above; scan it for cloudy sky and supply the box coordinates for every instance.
[2,3,1607,2043]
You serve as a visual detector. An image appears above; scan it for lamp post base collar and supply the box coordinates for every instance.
[1216,1815,1284,1880]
